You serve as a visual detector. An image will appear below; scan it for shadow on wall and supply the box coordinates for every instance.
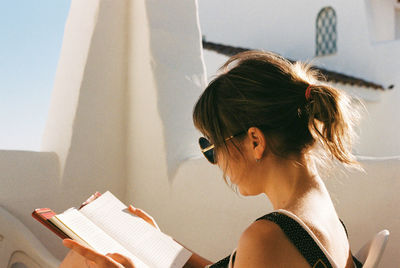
[144,0,206,179]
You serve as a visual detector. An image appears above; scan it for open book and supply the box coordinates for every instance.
[33,191,192,268]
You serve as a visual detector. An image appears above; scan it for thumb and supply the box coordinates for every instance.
[106,253,135,268]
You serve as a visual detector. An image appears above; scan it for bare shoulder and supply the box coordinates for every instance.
[234,219,309,267]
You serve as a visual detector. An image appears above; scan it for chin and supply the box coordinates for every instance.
[237,185,261,197]
[238,186,250,196]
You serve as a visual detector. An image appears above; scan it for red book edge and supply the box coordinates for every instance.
[32,208,70,240]
[32,192,102,240]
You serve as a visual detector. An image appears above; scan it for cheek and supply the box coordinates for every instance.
[230,155,258,187]
[216,145,251,184]
[215,151,225,169]
[216,151,234,178]
[234,161,253,184]
[224,159,249,185]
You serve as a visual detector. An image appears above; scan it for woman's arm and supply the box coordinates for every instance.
[128,206,213,268]
[183,252,213,268]
[60,246,212,268]
[59,250,87,268]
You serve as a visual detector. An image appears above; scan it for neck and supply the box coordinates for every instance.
[259,153,322,210]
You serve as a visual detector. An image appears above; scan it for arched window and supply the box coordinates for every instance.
[316,7,337,56]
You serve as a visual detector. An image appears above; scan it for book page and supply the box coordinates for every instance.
[80,191,192,268]
[55,208,148,268]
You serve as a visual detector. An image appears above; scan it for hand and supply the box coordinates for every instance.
[79,192,102,209]
[128,205,160,230]
[63,239,135,268]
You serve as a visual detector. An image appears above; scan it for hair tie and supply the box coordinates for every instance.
[305,85,313,100]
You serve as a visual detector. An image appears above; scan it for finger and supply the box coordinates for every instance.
[79,192,101,209]
[129,206,151,220]
[128,205,141,215]
[63,239,109,265]
[128,204,137,214]
[128,206,154,224]
[107,253,135,268]
[129,206,160,229]
[62,239,75,249]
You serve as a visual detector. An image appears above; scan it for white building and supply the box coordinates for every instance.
[0,0,399,267]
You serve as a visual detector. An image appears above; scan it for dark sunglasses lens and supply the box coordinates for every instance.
[199,137,215,164]
[199,137,210,149]
[203,148,215,164]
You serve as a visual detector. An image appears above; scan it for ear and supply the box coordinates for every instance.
[247,127,266,160]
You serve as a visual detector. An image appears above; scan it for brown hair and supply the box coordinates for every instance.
[193,50,363,173]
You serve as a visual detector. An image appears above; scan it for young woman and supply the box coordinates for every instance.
[62,51,363,267]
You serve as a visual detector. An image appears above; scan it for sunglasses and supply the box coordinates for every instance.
[198,131,246,164]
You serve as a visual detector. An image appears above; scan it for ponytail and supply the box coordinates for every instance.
[306,84,363,169]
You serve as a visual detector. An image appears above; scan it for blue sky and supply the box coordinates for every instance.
[0,0,71,150]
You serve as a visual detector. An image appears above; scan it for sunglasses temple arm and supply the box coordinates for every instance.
[201,144,215,153]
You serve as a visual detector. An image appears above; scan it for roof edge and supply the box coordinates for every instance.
[202,40,386,91]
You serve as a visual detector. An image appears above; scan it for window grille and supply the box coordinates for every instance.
[316,7,337,56]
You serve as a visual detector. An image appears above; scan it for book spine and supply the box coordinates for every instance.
[49,215,93,249]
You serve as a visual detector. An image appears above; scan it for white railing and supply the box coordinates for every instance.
[0,206,60,268]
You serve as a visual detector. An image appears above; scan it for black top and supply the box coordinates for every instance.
[209,211,362,268]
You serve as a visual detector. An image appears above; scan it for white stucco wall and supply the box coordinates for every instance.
[124,0,208,230]
[325,156,400,268]
[132,0,206,179]
[199,0,323,61]
[42,0,128,197]
[366,0,399,42]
